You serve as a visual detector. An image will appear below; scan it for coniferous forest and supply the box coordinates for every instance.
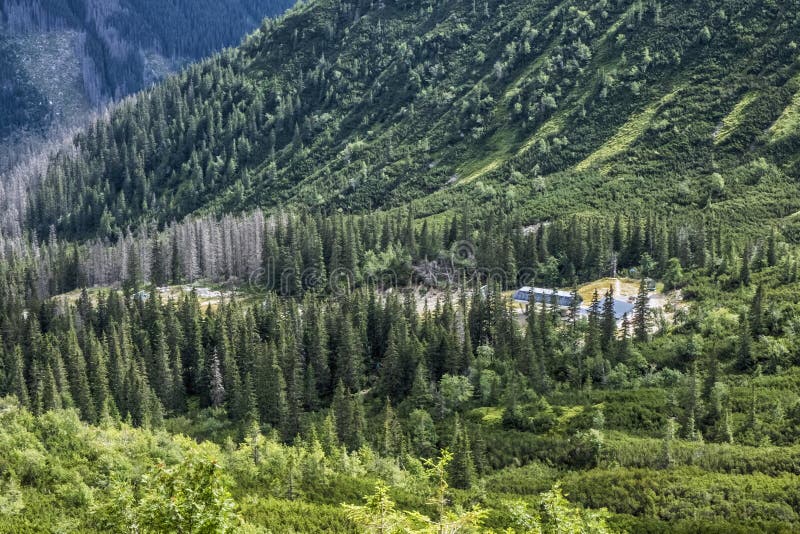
[3,0,800,532]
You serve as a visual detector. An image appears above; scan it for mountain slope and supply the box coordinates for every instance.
[23,0,800,241]
[0,0,293,168]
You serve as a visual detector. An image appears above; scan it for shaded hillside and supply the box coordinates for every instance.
[0,0,293,168]
[25,0,800,241]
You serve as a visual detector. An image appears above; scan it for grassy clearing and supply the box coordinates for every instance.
[51,282,247,310]
[575,87,682,173]
[577,277,641,303]
[768,74,800,142]
[715,91,759,145]
[554,405,584,433]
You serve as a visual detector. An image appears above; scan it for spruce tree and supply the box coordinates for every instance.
[209,351,226,409]
[737,313,754,372]
[408,362,434,409]
[41,363,62,412]
[585,289,602,360]
[380,399,403,458]
[62,328,95,422]
[334,317,364,393]
[303,300,330,399]
[254,343,287,429]
[740,243,751,286]
[448,415,475,489]
[179,293,204,395]
[749,284,764,337]
[84,331,112,422]
[600,287,616,354]
[332,380,353,447]
[633,279,649,342]
[8,346,29,408]
[143,295,174,406]
[351,395,367,450]
[280,330,304,441]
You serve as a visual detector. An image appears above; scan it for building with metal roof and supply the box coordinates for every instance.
[577,298,636,320]
[512,287,577,307]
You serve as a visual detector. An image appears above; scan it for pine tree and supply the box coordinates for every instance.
[749,284,764,337]
[351,395,367,450]
[240,373,259,437]
[209,350,225,409]
[408,362,434,409]
[254,343,287,430]
[319,410,340,456]
[84,331,112,422]
[62,328,95,422]
[48,345,73,409]
[164,305,186,411]
[335,317,364,393]
[151,238,167,287]
[767,228,778,268]
[143,295,174,406]
[171,232,184,283]
[380,399,403,458]
[448,415,475,489]
[41,363,62,412]
[567,286,580,333]
[332,380,354,447]
[737,313,754,371]
[585,289,602,360]
[8,346,29,408]
[380,322,415,400]
[279,329,304,441]
[600,287,616,354]
[740,243,751,286]
[682,361,703,441]
[179,293,204,395]
[106,325,127,409]
[303,300,330,399]
[633,279,649,342]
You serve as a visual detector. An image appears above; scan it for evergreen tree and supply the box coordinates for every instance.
[379,399,403,458]
[749,284,764,337]
[209,351,226,409]
[303,300,331,399]
[7,346,29,408]
[600,287,616,354]
[62,329,95,422]
[332,380,354,448]
[41,363,62,412]
[737,313,754,372]
[633,279,649,342]
[585,289,602,360]
[740,244,752,286]
[334,317,364,393]
[408,361,434,410]
[280,334,304,441]
[448,415,475,489]
[179,293,205,395]
[351,395,367,451]
[84,331,112,423]
[254,343,287,429]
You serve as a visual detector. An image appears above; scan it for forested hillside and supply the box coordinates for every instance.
[3,0,800,532]
[19,0,800,241]
[0,0,293,169]
[2,204,800,531]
